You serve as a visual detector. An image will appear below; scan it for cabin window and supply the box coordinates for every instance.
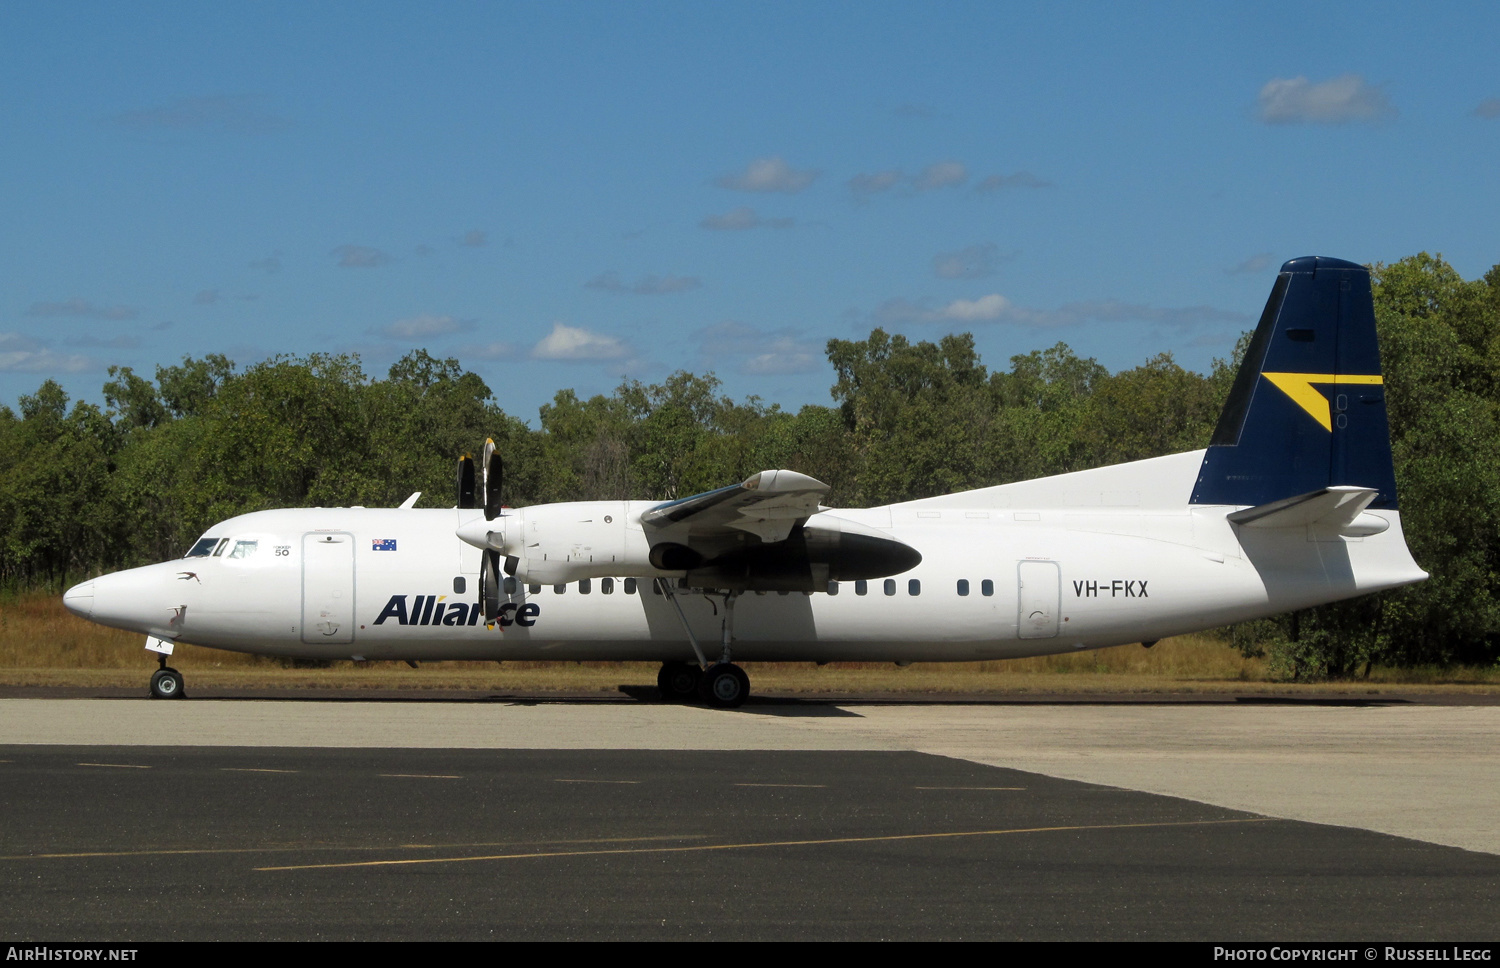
[884,579,896,596]
[981,579,994,597]
[554,584,566,595]
[909,579,921,596]
[579,579,591,595]
[504,577,517,596]
[855,580,868,596]
[777,590,789,596]
[185,538,219,558]
[228,540,259,560]
[652,579,663,595]
[601,577,614,595]
[957,579,969,596]
[453,576,466,594]
[827,581,839,595]
[528,583,541,594]
[624,578,637,595]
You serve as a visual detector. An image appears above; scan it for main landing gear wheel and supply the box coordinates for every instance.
[657,661,701,701]
[150,667,184,700]
[697,662,749,709]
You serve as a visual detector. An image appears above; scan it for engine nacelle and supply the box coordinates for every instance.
[457,504,920,590]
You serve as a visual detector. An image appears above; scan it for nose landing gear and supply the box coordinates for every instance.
[149,654,185,699]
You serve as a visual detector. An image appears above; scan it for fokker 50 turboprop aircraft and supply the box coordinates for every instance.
[63,257,1427,707]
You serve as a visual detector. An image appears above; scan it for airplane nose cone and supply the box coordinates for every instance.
[62,581,94,619]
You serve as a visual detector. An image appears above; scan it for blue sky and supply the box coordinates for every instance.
[3,1,1497,423]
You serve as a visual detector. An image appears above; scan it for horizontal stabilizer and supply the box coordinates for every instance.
[1227,486,1385,534]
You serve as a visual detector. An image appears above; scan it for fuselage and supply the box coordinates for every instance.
[61,451,1427,663]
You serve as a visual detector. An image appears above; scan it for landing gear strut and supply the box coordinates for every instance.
[658,583,750,709]
[149,654,184,699]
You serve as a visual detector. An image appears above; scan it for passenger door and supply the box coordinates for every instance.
[1016,560,1060,639]
[302,532,355,645]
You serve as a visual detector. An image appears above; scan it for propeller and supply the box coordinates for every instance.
[463,437,507,620]
[479,548,501,622]
[482,437,504,521]
[455,455,476,509]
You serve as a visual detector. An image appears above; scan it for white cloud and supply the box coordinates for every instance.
[586,272,702,295]
[0,333,95,372]
[872,294,1247,329]
[715,156,819,193]
[532,323,632,361]
[1474,98,1500,120]
[933,243,1011,280]
[915,160,967,191]
[68,333,141,349]
[699,206,795,231]
[974,171,1053,192]
[1011,299,1248,328]
[459,340,522,361]
[849,170,904,197]
[850,162,984,198]
[940,294,1011,321]
[1257,74,1395,124]
[25,298,138,320]
[744,340,823,374]
[872,295,1012,324]
[107,95,290,135]
[332,245,394,268]
[376,314,473,339]
[1225,253,1274,275]
[693,322,824,375]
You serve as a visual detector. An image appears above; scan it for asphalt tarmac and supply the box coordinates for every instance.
[1,694,1497,941]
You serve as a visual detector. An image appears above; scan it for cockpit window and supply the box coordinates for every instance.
[212,538,230,557]
[228,540,259,559]
[185,538,220,558]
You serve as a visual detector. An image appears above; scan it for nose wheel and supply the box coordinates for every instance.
[149,665,185,699]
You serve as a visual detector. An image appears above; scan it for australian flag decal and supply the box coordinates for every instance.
[372,538,398,551]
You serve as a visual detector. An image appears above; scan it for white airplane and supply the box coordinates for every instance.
[63,257,1427,707]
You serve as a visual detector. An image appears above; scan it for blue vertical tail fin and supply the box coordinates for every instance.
[1191,256,1399,509]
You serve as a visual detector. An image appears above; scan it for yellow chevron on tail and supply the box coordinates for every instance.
[1261,373,1384,431]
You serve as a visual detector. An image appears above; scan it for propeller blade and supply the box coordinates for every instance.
[456,455,476,509]
[479,549,501,621]
[482,437,504,521]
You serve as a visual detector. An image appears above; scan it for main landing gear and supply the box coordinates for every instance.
[149,654,185,699]
[657,584,750,709]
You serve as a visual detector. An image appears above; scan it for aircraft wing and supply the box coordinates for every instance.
[640,470,828,543]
